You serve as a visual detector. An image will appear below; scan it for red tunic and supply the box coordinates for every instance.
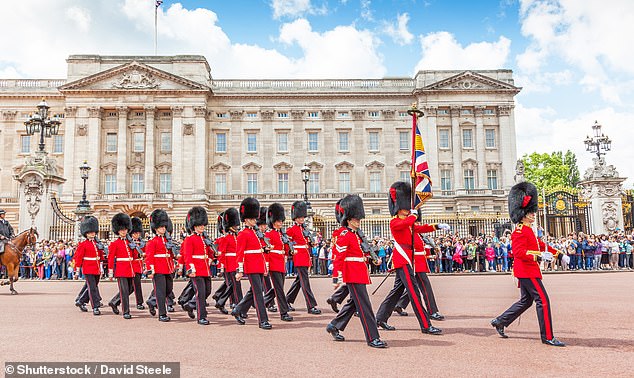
[222,232,239,273]
[107,237,138,278]
[183,233,212,277]
[145,235,175,274]
[331,226,346,276]
[511,224,558,279]
[131,238,144,274]
[390,215,437,272]
[74,239,104,276]
[335,228,370,284]
[286,223,311,267]
[236,227,267,274]
[215,235,226,270]
[265,229,288,273]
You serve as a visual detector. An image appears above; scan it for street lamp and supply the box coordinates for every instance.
[24,98,61,152]
[301,164,311,210]
[77,160,91,210]
[583,120,612,160]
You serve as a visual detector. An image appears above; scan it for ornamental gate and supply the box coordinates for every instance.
[539,189,591,237]
[623,190,633,231]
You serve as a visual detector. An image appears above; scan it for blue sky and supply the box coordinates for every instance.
[1,0,633,187]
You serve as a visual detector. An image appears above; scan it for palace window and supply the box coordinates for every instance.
[368,111,380,118]
[135,111,144,117]
[368,131,379,151]
[308,132,318,152]
[370,172,382,193]
[461,109,472,115]
[462,129,473,149]
[485,129,496,148]
[399,131,409,151]
[53,135,64,153]
[484,109,494,115]
[338,132,349,152]
[308,111,319,118]
[277,112,288,118]
[215,174,227,194]
[105,175,116,194]
[20,135,31,154]
[309,172,320,194]
[439,129,450,149]
[278,173,289,194]
[160,132,172,152]
[464,169,475,190]
[216,113,228,118]
[277,133,288,153]
[159,173,171,193]
[106,133,117,152]
[437,109,448,115]
[400,170,409,182]
[247,133,257,153]
[441,170,452,191]
[487,169,498,190]
[131,174,144,194]
[247,173,258,194]
[338,111,349,118]
[216,133,227,153]
[398,111,408,117]
[246,112,257,119]
[338,172,351,193]
[133,132,144,152]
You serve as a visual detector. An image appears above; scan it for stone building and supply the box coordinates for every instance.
[0,55,520,235]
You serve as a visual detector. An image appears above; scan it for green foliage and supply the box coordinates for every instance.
[521,150,581,189]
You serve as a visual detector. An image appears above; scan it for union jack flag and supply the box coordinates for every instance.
[410,109,433,209]
[156,0,163,7]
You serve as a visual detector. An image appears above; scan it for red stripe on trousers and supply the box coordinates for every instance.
[350,285,371,340]
[404,269,429,328]
[530,278,552,340]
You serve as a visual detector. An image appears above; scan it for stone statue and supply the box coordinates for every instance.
[583,157,619,180]
[24,177,43,222]
[514,160,525,183]
[601,201,619,231]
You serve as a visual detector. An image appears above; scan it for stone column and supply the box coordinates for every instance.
[498,105,516,190]
[260,109,275,193]
[351,109,365,192]
[450,106,463,190]
[144,106,156,194]
[60,107,77,200]
[193,106,207,195]
[290,110,304,193]
[230,110,244,193]
[1,110,18,195]
[578,159,626,234]
[422,106,439,183]
[116,106,128,194]
[171,106,184,193]
[87,107,102,195]
[475,106,486,189]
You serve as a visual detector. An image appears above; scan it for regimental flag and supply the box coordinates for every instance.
[156,0,163,7]
[411,113,433,209]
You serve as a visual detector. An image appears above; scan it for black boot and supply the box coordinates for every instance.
[326,297,339,312]
[93,308,101,316]
[231,310,245,325]
[259,321,272,330]
[215,303,229,314]
[76,302,87,312]
[377,321,396,331]
[109,302,120,315]
[158,315,170,322]
[430,312,445,321]
[326,323,345,341]
[368,338,388,348]
[281,313,293,322]
[490,318,508,338]
[422,326,442,335]
[198,318,210,326]
[542,337,565,347]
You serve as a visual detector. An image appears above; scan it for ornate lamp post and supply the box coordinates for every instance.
[77,161,91,210]
[583,120,612,160]
[24,98,61,153]
[301,164,312,212]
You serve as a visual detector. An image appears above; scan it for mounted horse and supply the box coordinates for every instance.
[0,227,38,294]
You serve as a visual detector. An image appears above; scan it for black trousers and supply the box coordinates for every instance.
[217,271,243,307]
[263,274,273,294]
[178,279,195,306]
[113,277,134,314]
[395,271,440,315]
[111,273,144,307]
[285,266,317,309]
[213,280,227,300]
[496,277,555,341]
[77,274,101,309]
[376,266,431,330]
[235,273,268,323]
[330,284,349,304]
[263,271,290,315]
[331,283,380,343]
[189,276,211,320]
[152,273,174,317]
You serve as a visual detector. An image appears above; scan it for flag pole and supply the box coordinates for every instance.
[154,1,162,55]
[407,103,424,272]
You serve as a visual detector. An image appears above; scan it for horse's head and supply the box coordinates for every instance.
[26,227,38,248]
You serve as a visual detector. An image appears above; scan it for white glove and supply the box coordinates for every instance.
[410,209,418,216]
[541,252,554,261]
[437,223,451,231]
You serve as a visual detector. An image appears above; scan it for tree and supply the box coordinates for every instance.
[521,150,580,189]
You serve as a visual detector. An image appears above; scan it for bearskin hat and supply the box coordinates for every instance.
[334,199,344,225]
[149,209,170,234]
[130,217,144,238]
[216,212,225,235]
[267,203,285,229]
[223,208,240,231]
[508,181,539,224]
[80,216,99,237]
[388,181,411,216]
[291,201,308,220]
[240,197,260,222]
[257,206,268,226]
[167,218,174,235]
[111,213,132,234]
[185,216,192,235]
[340,194,365,227]
[187,206,209,228]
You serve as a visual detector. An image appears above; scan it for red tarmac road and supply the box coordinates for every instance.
[0,272,633,377]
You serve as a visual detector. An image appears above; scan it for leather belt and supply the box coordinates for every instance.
[270,250,285,255]
[344,257,365,262]
[244,249,262,254]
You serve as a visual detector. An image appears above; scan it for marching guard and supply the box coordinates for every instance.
[110,217,147,311]
[73,216,104,315]
[262,203,294,321]
[491,182,565,347]
[144,209,175,322]
[285,201,321,314]
[326,200,348,312]
[374,181,445,334]
[107,213,137,319]
[326,195,387,348]
[257,207,277,313]
[210,212,228,313]
[177,217,196,310]
[231,198,272,329]
[214,208,243,312]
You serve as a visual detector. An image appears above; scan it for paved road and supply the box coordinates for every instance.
[0,272,632,377]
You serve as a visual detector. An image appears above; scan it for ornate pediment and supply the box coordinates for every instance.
[334,160,354,170]
[273,161,293,171]
[59,61,209,92]
[421,71,520,93]
[242,162,262,171]
[306,161,324,170]
[100,162,117,175]
[365,160,385,170]
[210,162,231,171]
[395,160,411,170]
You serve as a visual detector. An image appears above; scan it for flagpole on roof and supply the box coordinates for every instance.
[155,0,163,55]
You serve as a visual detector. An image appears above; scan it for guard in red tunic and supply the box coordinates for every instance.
[215,208,243,312]
[182,206,213,325]
[256,207,277,313]
[231,198,272,329]
[262,203,293,321]
[210,213,227,312]
[107,213,137,319]
[144,209,175,322]
[374,181,445,334]
[326,199,348,312]
[74,216,105,315]
[491,182,565,347]
[177,217,195,310]
[326,195,387,348]
[110,216,147,311]
[285,201,321,314]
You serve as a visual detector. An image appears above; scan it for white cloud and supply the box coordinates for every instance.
[270,0,327,19]
[65,6,91,32]
[361,0,373,21]
[383,13,414,46]
[515,102,634,187]
[414,32,511,71]
[517,0,634,104]
[514,70,573,94]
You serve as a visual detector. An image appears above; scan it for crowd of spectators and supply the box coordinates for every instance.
[1,228,632,280]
